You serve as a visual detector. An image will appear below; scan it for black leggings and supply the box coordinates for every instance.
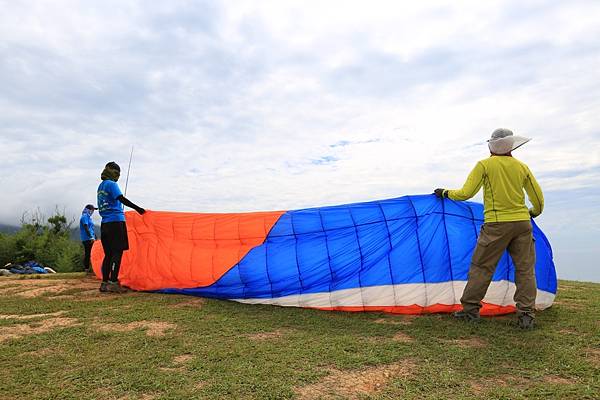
[100,221,129,283]
[101,249,123,283]
[82,240,94,271]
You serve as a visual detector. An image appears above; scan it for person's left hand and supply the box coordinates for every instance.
[529,208,538,219]
[434,188,448,198]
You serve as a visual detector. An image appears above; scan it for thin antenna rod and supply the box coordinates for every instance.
[124,145,134,196]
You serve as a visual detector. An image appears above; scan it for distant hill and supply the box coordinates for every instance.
[0,224,19,234]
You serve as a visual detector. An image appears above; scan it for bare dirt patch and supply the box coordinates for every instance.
[0,317,80,342]
[0,280,20,288]
[0,283,22,292]
[543,375,576,385]
[159,354,194,372]
[0,278,99,298]
[557,328,578,335]
[173,354,194,364]
[294,360,415,400]
[17,285,77,298]
[392,331,414,343]
[0,278,139,301]
[0,279,64,287]
[246,328,292,340]
[94,321,176,337]
[0,280,56,295]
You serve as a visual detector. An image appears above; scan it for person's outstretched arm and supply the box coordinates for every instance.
[117,195,145,215]
[435,162,485,201]
[447,162,485,201]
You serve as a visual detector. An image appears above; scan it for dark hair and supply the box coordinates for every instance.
[105,161,121,172]
[85,204,96,210]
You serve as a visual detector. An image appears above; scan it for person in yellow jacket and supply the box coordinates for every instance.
[434,128,544,329]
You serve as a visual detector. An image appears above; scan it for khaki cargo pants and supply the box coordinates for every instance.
[461,220,536,316]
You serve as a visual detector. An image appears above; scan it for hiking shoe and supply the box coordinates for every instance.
[99,282,109,293]
[517,314,535,330]
[453,310,481,323]
[107,282,128,294]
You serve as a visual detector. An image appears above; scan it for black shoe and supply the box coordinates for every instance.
[517,314,535,330]
[107,282,128,294]
[99,282,109,293]
[453,310,481,323]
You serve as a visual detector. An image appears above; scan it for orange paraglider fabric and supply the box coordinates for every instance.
[91,210,285,291]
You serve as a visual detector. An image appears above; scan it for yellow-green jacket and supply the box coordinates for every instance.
[445,155,544,223]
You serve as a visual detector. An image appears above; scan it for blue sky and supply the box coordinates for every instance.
[1,0,599,282]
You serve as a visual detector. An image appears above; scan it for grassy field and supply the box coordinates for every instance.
[0,274,598,400]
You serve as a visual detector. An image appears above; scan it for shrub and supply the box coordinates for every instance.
[0,233,18,267]
[0,209,84,272]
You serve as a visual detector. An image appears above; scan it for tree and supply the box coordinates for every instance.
[48,214,69,235]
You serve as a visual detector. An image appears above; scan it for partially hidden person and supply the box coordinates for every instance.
[434,128,544,329]
[97,161,146,293]
[79,204,97,273]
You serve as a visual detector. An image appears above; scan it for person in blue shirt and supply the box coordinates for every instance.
[97,161,145,293]
[79,204,97,273]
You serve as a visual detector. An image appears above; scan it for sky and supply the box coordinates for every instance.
[1,0,599,282]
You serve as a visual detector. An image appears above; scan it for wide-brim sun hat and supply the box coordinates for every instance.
[487,128,531,154]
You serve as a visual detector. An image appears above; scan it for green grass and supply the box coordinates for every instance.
[1,276,598,400]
